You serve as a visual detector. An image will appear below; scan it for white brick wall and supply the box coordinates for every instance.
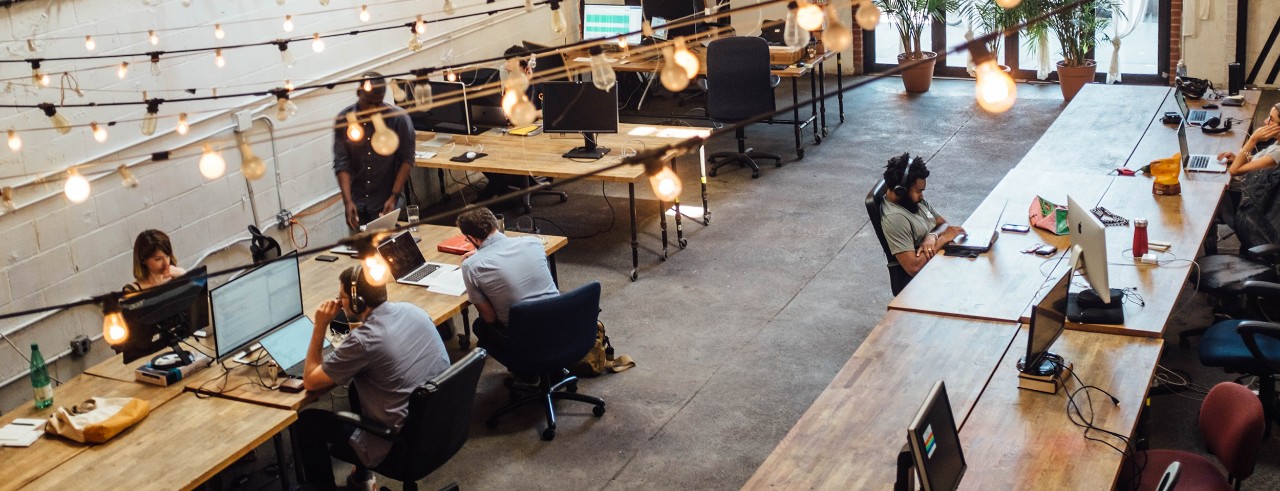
[0,0,558,411]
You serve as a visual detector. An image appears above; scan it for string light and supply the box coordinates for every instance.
[345,113,364,141]
[589,45,617,91]
[358,240,391,287]
[821,5,854,52]
[6,130,20,151]
[312,33,325,53]
[649,165,681,201]
[414,15,426,34]
[199,143,227,179]
[971,43,1016,113]
[274,91,298,121]
[238,139,267,180]
[215,48,226,68]
[443,0,457,15]
[672,38,699,79]
[1,187,15,211]
[214,24,226,40]
[38,103,72,134]
[855,0,881,31]
[30,61,50,87]
[149,29,160,45]
[795,0,825,31]
[84,35,96,52]
[408,29,423,52]
[284,79,295,91]
[525,0,533,12]
[550,0,567,34]
[118,165,138,188]
[362,79,373,92]
[65,169,91,203]
[996,0,1022,8]
[91,122,108,143]
[283,15,295,32]
[102,296,128,345]
[359,5,371,22]
[370,113,400,156]
[660,46,689,92]
[141,99,160,136]
[445,69,457,82]
[783,2,811,49]
[117,62,129,79]
[150,54,162,76]
[176,113,190,135]
[278,42,296,68]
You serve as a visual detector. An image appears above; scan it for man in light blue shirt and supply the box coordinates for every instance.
[457,207,558,353]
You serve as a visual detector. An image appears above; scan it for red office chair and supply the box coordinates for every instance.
[1119,382,1264,491]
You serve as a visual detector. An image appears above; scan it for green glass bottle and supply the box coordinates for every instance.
[30,343,53,409]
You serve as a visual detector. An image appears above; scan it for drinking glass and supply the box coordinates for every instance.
[406,205,420,232]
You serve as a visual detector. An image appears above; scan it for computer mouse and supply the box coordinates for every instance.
[1203,103,1219,109]
[465,151,477,159]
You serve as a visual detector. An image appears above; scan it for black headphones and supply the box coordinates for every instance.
[1201,117,1233,134]
[892,156,915,195]
[348,264,367,315]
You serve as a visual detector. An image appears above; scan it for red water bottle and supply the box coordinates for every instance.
[1132,219,1149,258]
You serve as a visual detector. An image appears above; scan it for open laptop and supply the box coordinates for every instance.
[258,315,333,378]
[377,231,464,294]
[328,209,401,255]
[943,200,1005,256]
[1178,123,1228,173]
[1174,90,1219,126]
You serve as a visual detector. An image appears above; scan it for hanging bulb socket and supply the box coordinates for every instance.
[278,42,296,68]
[141,99,161,136]
[118,165,138,188]
[102,295,129,345]
[38,103,72,135]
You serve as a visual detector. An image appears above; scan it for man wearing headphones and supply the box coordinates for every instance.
[333,71,417,230]
[880,153,965,277]
[297,266,450,491]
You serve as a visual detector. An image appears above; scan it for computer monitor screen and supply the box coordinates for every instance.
[211,253,302,361]
[651,16,670,40]
[644,0,706,37]
[542,81,619,159]
[117,266,211,364]
[401,80,473,134]
[582,3,643,46]
[455,68,506,127]
[908,381,967,491]
[1066,195,1111,304]
[1023,274,1069,374]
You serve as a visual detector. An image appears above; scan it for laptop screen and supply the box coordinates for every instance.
[258,315,330,372]
[377,231,427,279]
[1177,123,1190,162]
[1174,91,1189,118]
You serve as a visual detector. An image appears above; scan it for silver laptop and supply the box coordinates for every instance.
[258,315,333,378]
[1174,90,1219,126]
[377,231,459,288]
[329,209,402,255]
[1178,123,1227,173]
[943,200,1005,255]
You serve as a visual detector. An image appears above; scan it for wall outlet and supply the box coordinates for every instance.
[69,335,91,357]
[276,210,293,230]
[232,110,253,133]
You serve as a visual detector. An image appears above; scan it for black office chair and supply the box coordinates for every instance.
[1197,281,1280,437]
[866,179,913,295]
[1179,244,1279,347]
[331,349,487,491]
[484,282,606,441]
[703,36,782,179]
[247,225,281,264]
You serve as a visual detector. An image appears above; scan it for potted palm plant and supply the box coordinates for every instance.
[875,0,957,93]
[962,0,1024,72]
[1023,0,1121,101]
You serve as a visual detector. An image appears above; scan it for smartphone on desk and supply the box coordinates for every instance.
[1001,224,1030,233]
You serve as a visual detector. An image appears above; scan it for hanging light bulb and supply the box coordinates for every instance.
[783,2,811,49]
[618,37,629,51]
[660,46,689,92]
[149,29,160,45]
[415,15,427,34]
[972,46,1016,113]
[362,79,374,93]
[141,99,160,136]
[214,24,225,40]
[648,165,682,201]
[199,143,227,179]
[345,113,364,141]
[38,104,72,135]
[239,141,267,180]
[821,5,854,52]
[360,249,391,286]
[320,0,329,5]
[525,0,533,12]
[443,0,456,15]
[277,0,286,5]
[7,130,20,151]
[90,122,108,143]
[445,70,457,82]
[370,113,400,156]
[550,0,567,34]
[274,93,298,121]
[117,62,129,79]
[511,99,537,126]
[285,79,295,91]
[118,165,138,188]
[65,169,91,203]
[412,81,433,107]
[1,187,15,211]
[182,0,192,6]
[672,38,699,79]
[102,296,129,345]
[30,61,49,87]
[215,48,226,67]
[278,43,296,68]
[84,35,96,52]
[282,15,295,32]
[795,0,825,31]
[359,4,370,22]
[501,89,519,116]
[312,33,325,53]
[996,0,1022,8]
[408,30,423,52]
[150,54,162,76]
[176,113,190,135]
[588,45,617,91]
[855,1,881,30]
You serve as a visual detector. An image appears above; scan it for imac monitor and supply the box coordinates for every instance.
[117,266,211,366]
[1066,195,1124,324]
[400,80,475,135]
[210,253,303,362]
[907,381,967,491]
[1020,274,1070,375]
[582,3,644,46]
[455,69,508,127]
[541,81,619,159]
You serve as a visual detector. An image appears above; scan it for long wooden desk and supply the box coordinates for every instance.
[417,124,701,281]
[1018,85,1173,175]
[743,311,1019,489]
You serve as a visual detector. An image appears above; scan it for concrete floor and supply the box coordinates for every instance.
[222,77,1280,490]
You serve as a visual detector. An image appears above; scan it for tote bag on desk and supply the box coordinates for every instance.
[46,397,150,443]
[1028,196,1069,236]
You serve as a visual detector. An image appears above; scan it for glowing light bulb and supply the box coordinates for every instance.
[796,0,824,31]
[150,54,162,76]
[660,46,689,92]
[359,5,370,22]
[446,70,457,82]
[40,104,71,134]
[102,298,128,345]
[502,89,519,116]
[176,113,190,135]
[370,113,400,156]
[974,60,1017,113]
[783,2,811,49]
[672,38,699,79]
[821,6,854,52]
[855,2,881,31]
[239,142,267,180]
[65,169,91,203]
[282,15,294,32]
[141,102,159,136]
[345,113,364,141]
[589,45,616,91]
[415,15,426,34]
[408,32,423,52]
[214,24,225,40]
[215,49,225,67]
[525,0,533,12]
[31,62,48,87]
[90,122,107,143]
[362,79,373,92]
[199,143,226,179]
[443,0,456,15]
[285,79,295,91]
[362,253,391,286]
[275,97,298,121]
[279,43,296,68]
[7,130,20,151]
[649,166,681,201]
[1,187,14,211]
[551,3,567,33]
[84,35,96,52]
[996,0,1022,8]
[312,33,325,53]
[117,62,129,79]
[149,29,160,45]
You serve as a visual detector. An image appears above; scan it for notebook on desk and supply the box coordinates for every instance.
[943,200,1005,256]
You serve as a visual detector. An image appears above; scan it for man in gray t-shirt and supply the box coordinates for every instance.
[297,266,450,490]
[879,153,965,279]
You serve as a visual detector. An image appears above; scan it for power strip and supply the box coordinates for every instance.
[276,210,294,230]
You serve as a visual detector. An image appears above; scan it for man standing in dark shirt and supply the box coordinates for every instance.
[333,71,417,229]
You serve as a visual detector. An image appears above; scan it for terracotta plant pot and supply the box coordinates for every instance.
[1056,60,1097,102]
[898,51,938,93]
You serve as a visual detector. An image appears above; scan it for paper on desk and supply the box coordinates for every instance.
[426,269,467,297]
[0,419,46,447]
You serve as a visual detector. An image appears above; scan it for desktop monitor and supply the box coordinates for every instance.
[644,0,709,38]
[455,68,507,127]
[582,3,644,46]
[1020,274,1070,376]
[210,253,303,362]
[400,79,475,134]
[1065,195,1123,324]
[541,81,619,159]
[116,266,211,366]
[907,381,967,491]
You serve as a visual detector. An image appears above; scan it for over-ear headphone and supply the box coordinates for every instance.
[893,156,915,195]
[1201,117,1233,134]
[348,264,367,314]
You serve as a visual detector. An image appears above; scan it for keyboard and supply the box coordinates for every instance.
[770,64,789,70]
[1189,109,1206,121]
[1188,155,1210,169]
[404,263,441,282]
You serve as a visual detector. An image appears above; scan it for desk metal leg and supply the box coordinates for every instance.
[460,308,471,350]
[273,433,293,491]
[437,169,450,203]
[817,60,828,138]
[661,200,669,261]
[791,78,804,159]
[809,69,821,144]
[629,183,639,281]
[837,53,846,122]
[289,425,305,488]
[699,145,710,227]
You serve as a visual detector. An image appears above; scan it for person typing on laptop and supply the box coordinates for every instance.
[333,71,416,230]
[880,153,965,277]
[1219,103,1280,176]
[296,266,450,491]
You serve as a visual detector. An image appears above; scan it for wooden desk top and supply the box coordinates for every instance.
[743,311,1019,490]
[1128,89,1262,185]
[415,124,708,183]
[26,392,295,491]
[82,336,216,383]
[0,374,189,491]
[958,327,1161,490]
[1019,85,1172,175]
[888,169,1114,322]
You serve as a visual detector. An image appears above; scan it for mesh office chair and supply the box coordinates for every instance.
[330,349,487,491]
[1179,244,1279,347]
[484,282,606,440]
[866,179,913,295]
[704,36,782,179]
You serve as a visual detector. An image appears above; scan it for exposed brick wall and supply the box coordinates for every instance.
[851,26,864,75]
[1169,0,1182,84]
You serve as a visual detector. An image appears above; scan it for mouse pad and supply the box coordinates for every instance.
[450,152,488,163]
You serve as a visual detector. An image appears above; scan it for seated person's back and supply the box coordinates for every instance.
[457,207,558,328]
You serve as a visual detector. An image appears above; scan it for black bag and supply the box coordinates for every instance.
[1176,77,1212,100]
